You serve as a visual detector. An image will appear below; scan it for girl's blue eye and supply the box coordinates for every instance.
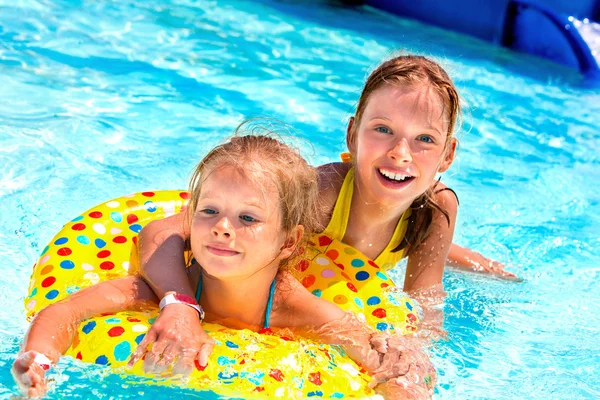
[375,126,392,134]
[417,135,434,143]
[201,208,217,215]
[240,215,257,223]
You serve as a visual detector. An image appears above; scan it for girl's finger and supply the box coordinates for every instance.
[196,341,215,367]
[128,330,157,367]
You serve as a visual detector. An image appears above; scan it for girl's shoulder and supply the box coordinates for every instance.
[316,162,351,212]
[271,271,344,329]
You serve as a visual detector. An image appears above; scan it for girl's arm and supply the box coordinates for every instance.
[12,276,156,397]
[131,212,214,375]
[447,243,518,279]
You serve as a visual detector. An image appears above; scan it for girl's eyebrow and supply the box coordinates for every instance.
[198,193,266,210]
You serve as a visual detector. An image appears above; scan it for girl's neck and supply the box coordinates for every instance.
[199,269,277,330]
[343,180,413,260]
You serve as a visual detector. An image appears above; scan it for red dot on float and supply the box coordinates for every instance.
[372,308,387,319]
[301,275,316,288]
[132,237,138,245]
[127,317,141,323]
[76,352,82,360]
[126,214,139,224]
[57,247,72,256]
[368,260,379,268]
[72,223,86,231]
[41,276,56,288]
[180,192,190,199]
[89,211,103,219]
[295,259,309,272]
[107,326,125,337]
[112,236,127,244]
[141,192,155,197]
[381,283,389,288]
[100,261,115,270]
[97,250,111,258]
[346,282,358,293]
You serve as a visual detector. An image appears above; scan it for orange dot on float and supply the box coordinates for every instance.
[325,249,339,260]
[40,265,54,275]
[126,200,139,208]
[333,295,348,304]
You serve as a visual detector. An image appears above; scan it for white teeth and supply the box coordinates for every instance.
[379,169,411,182]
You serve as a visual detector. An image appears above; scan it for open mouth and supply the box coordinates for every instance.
[378,168,415,184]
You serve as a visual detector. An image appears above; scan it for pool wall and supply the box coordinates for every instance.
[362,0,600,83]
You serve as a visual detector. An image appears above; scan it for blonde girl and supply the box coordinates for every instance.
[12,133,433,399]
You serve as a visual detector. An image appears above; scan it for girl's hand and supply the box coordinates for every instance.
[471,254,519,280]
[368,334,436,398]
[128,304,215,375]
[11,351,50,398]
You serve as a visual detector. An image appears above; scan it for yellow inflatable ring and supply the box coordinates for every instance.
[25,191,379,398]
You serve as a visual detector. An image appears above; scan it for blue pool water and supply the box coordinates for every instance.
[1,0,599,398]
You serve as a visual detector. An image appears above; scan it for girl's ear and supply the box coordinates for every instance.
[438,137,457,173]
[346,117,357,155]
[280,225,305,259]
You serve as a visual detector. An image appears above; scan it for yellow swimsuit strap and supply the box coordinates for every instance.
[322,165,411,268]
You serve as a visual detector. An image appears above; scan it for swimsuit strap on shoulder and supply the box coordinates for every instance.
[322,166,355,240]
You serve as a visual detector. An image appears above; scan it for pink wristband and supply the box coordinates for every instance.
[159,293,205,321]
[33,353,53,371]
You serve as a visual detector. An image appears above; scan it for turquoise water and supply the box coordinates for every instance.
[1,0,599,398]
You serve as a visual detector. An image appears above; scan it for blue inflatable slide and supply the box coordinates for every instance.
[356,0,600,85]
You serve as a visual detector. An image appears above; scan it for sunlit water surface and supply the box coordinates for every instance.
[1,0,599,398]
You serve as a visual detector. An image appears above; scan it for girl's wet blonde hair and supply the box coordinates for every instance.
[348,55,462,257]
[184,122,322,269]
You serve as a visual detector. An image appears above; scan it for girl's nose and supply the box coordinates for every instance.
[212,217,234,239]
[388,138,412,163]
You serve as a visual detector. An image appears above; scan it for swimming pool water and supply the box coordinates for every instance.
[1,0,599,398]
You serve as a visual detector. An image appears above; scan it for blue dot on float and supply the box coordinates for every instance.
[66,286,80,294]
[129,224,142,233]
[331,393,344,399]
[225,341,239,349]
[405,301,413,311]
[110,212,123,223]
[148,317,157,325]
[114,341,132,362]
[135,333,145,345]
[312,289,322,297]
[367,296,381,306]
[217,371,238,381]
[350,259,365,268]
[41,246,49,256]
[376,322,389,331]
[355,271,370,281]
[76,235,91,245]
[95,355,109,365]
[45,289,59,300]
[71,215,84,222]
[354,297,364,308]
[376,271,388,281]
[29,288,38,298]
[82,321,97,334]
[95,238,107,249]
[60,260,75,269]
[144,201,157,212]
[217,356,236,366]
[307,391,324,397]
[105,318,121,324]
[54,237,68,245]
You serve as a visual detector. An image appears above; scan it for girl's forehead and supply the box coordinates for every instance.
[364,85,447,130]
[200,164,280,204]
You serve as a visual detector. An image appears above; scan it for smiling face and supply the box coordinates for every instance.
[348,84,456,209]
[190,165,289,280]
